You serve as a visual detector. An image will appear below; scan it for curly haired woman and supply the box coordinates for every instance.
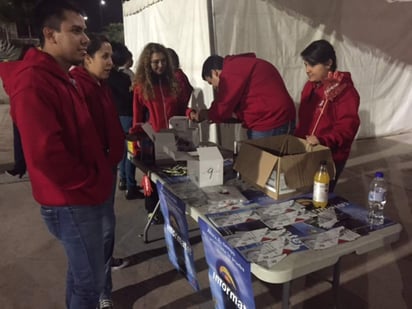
[131,42,191,133]
[130,42,192,222]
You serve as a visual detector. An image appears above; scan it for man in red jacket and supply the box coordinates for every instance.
[0,1,115,308]
[190,54,296,139]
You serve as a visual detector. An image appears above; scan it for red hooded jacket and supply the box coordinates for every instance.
[132,76,191,132]
[294,72,360,164]
[208,53,296,131]
[0,48,114,206]
[70,66,124,168]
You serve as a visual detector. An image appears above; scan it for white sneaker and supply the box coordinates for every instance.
[111,257,129,270]
[99,299,113,309]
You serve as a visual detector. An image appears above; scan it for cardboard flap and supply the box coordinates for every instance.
[244,135,307,156]
[282,150,335,189]
[234,143,279,187]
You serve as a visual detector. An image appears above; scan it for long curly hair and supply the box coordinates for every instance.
[133,42,179,100]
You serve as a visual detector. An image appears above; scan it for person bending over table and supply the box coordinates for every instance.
[188,53,296,140]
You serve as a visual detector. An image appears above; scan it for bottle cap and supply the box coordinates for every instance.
[375,171,384,178]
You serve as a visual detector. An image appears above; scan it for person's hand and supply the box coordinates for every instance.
[197,109,209,122]
[306,135,320,146]
[129,126,137,134]
[189,110,199,121]
[129,122,144,135]
[324,71,346,102]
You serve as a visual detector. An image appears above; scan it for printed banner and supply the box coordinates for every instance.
[157,181,200,291]
[199,217,256,309]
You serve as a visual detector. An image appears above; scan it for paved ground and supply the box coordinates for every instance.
[1,103,412,309]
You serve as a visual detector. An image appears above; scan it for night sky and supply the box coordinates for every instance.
[72,0,123,32]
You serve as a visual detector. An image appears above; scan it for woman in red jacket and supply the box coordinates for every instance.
[294,40,360,192]
[131,43,192,222]
[71,34,128,309]
[131,42,190,132]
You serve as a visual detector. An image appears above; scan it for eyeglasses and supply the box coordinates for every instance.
[151,59,166,66]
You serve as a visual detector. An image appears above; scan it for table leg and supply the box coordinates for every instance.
[282,281,291,309]
[143,200,161,243]
[332,258,341,307]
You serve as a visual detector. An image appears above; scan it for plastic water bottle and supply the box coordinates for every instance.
[313,160,330,208]
[368,172,387,226]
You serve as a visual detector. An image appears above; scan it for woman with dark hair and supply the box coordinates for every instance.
[71,34,124,309]
[294,39,360,191]
[167,47,193,106]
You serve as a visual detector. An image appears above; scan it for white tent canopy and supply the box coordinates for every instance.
[123,0,412,147]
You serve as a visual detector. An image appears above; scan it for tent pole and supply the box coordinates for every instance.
[206,0,221,145]
[206,0,216,55]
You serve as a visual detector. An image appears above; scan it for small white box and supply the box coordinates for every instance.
[169,116,188,131]
[187,147,224,187]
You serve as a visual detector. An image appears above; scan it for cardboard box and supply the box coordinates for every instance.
[187,147,224,187]
[142,122,200,162]
[233,135,335,200]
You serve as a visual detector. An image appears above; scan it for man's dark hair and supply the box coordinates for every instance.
[201,55,224,80]
[33,0,84,47]
[300,39,337,71]
[111,42,131,67]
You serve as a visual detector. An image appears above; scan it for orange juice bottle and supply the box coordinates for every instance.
[312,160,330,208]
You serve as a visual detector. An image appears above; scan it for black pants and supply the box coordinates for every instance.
[12,123,26,173]
[145,181,159,213]
[329,161,346,193]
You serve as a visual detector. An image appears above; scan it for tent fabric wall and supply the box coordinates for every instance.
[124,0,412,142]
[212,0,412,139]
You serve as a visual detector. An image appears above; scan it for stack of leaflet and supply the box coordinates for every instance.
[205,197,365,269]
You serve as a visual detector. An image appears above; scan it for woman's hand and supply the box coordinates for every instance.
[306,135,320,146]
[324,71,346,102]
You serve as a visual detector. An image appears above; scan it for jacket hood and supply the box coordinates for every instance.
[0,48,72,97]
[70,66,98,88]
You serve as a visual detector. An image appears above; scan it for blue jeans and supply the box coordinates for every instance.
[41,205,105,309]
[40,180,116,308]
[119,116,137,189]
[101,174,117,300]
[247,121,295,140]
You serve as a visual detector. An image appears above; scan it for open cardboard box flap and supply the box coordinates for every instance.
[234,135,335,197]
[235,143,279,188]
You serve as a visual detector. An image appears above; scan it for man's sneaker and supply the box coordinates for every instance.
[99,299,113,309]
[125,186,145,200]
[5,169,25,179]
[111,257,129,270]
[118,179,127,191]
